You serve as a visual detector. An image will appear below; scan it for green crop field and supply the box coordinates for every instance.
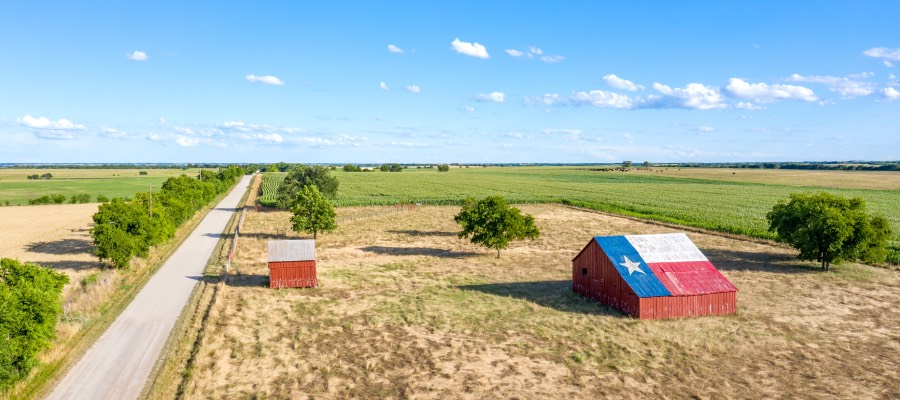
[0,168,202,206]
[259,173,286,207]
[327,167,900,245]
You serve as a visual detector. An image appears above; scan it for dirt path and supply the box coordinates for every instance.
[46,175,252,400]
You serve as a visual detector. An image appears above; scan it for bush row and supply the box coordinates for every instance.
[27,193,107,205]
[91,166,246,269]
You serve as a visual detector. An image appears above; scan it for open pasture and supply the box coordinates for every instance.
[181,204,899,399]
[332,167,900,244]
[0,168,201,206]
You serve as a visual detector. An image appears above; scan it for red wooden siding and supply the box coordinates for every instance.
[268,261,317,288]
[572,239,736,319]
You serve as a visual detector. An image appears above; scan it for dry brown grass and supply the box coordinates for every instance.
[638,167,900,190]
[180,204,899,399]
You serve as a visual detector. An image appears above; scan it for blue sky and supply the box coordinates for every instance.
[2,1,899,164]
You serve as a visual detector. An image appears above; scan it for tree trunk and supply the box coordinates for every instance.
[314,231,317,239]
[497,248,501,258]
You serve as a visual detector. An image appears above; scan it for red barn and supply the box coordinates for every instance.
[267,240,317,288]
[572,233,737,319]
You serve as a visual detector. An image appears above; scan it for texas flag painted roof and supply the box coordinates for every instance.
[593,233,737,298]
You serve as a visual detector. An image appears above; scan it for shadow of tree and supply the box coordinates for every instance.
[360,246,480,258]
[387,230,459,237]
[702,248,820,273]
[241,232,299,241]
[26,238,94,255]
[224,273,270,288]
[458,280,623,317]
[42,260,104,271]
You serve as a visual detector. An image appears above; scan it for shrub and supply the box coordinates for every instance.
[0,259,69,389]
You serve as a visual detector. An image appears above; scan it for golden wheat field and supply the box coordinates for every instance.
[181,204,900,399]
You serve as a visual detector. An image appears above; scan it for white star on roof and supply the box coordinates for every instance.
[620,255,645,275]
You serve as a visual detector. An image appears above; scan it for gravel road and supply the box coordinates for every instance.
[46,174,252,400]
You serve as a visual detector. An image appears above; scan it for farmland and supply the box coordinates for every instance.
[327,167,900,245]
[259,173,287,207]
[0,168,201,206]
[172,204,900,398]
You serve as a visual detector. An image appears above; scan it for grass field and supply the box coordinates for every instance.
[326,167,900,246]
[0,168,201,206]
[179,204,900,398]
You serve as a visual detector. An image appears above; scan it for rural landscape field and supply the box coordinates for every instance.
[4,2,900,399]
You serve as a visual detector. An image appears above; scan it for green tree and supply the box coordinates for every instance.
[643,161,652,169]
[454,196,540,258]
[622,161,632,169]
[290,185,337,239]
[390,163,403,172]
[342,164,360,172]
[276,165,339,208]
[766,192,893,270]
[379,164,390,172]
[438,164,450,172]
[0,259,68,389]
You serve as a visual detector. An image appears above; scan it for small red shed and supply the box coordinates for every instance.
[572,233,737,319]
[267,240,317,288]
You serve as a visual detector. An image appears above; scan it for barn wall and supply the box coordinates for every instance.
[573,241,640,317]
[637,291,736,319]
[269,261,317,288]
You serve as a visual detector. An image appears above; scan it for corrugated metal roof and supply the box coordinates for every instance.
[594,233,736,298]
[268,240,315,262]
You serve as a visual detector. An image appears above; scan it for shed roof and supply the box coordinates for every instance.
[590,233,736,298]
[268,240,315,262]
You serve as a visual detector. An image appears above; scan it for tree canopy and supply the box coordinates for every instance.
[437,164,450,172]
[454,196,540,257]
[276,165,339,208]
[0,259,68,389]
[766,192,892,270]
[290,185,337,239]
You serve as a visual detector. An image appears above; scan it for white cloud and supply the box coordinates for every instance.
[735,101,765,110]
[788,73,874,97]
[602,74,643,91]
[245,74,284,86]
[724,78,817,102]
[17,115,87,130]
[695,126,716,133]
[505,132,524,139]
[379,81,389,91]
[541,55,565,63]
[222,121,245,128]
[147,134,162,141]
[542,129,582,140]
[473,91,506,103]
[863,47,900,67]
[405,85,420,93]
[524,93,562,105]
[505,49,524,57]
[651,82,727,109]
[506,46,563,62]
[463,105,475,113]
[451,38,489,59]
[890,73,897,80]
[126,51,148,61]
[176,136,199,147]
[387,44,404,54]
[882,87,900,101]
[569,90,636,109]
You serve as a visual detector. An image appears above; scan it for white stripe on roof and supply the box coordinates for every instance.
[625,233,708,263]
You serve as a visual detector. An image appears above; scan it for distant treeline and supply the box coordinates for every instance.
[1,163,267,170]
[91,166,247,269]
[666,162,900,171]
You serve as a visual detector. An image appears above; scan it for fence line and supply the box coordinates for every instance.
[225,206,247,273]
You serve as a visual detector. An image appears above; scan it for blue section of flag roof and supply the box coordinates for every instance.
[594,236,672,298]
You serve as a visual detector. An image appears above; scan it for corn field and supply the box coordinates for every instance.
[258,173,286,207]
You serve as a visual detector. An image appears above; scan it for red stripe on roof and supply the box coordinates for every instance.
[646,261,737,296]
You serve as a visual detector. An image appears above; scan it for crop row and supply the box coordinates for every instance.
[259,173,286,207]
[332,167,900,244]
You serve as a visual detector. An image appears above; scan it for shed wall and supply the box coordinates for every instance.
[269,261,317,288]
[637,291,736,319]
